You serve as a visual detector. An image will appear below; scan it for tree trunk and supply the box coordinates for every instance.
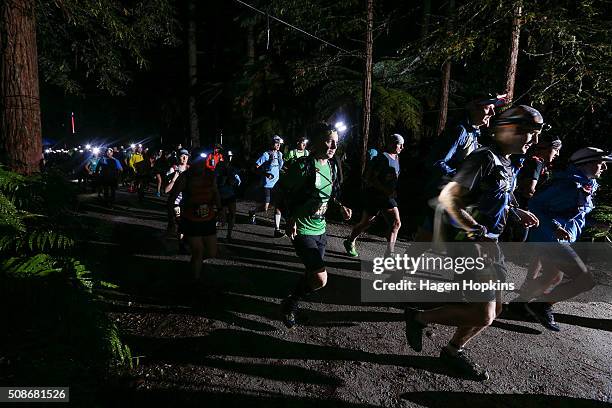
[0,0,42,175]
[420,0,431,37]
[504,1,522,103]
[436,61,452,136]
[242,24,255,160]
[435,0,455,136]
[361,0,374,176]
[187,0,200,148]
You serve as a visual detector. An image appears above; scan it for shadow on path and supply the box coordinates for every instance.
[127,328,488,381]
[401,391,610,408]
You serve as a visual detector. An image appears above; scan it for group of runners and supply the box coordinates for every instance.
[50,96,610,382]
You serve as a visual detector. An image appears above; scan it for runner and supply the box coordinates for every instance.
[165,149,190,250]
[343,134,404,258]
[134,153,155,202]
[167,150,221,281]
[279,123,352,328]
[216,149,241,241]
[249,135,285,237]
[515,134,562,208]
[153,149,168,197]
[404,105,543,381]
[510,147,610,331]
[84,150,101,195]
[416,95,508,241]
[95,147,123,208]
[128,145,144,193]
[205,144,224,172]
[434,94,508,179]
[285,137,309,165]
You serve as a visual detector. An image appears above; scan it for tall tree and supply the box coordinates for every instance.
[504,1,522,102]
[242,24,256,159]
[1,0,176,174]
[420,0,432,37]
[187,0,200,148]
[361,0,374,175]
[436,0,455,136]
[0,0,42,175]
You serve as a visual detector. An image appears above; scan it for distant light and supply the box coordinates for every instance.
[335,122,347,132]
[138,144,142,148]
[227,151,233,156]
[73,148,78,151]
[85,144,91,149]
[200,153,207,158]
[130,143,136,149]
[79,149,84,153]
[92,147,100,155]
[45,148,51,153]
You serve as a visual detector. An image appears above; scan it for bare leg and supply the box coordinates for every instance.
[382,207,401,254]
[156,174,162,194]
[348,211,377,243]
[227,201,236,239]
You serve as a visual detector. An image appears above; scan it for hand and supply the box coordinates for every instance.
[266,173,274,180]
[554,226,571,241]
[340,206,352,221]
[285,220,297,240]
[514,208,539,228]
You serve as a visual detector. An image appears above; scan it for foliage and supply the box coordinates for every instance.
[0,167,132,387]
[36,0,179,95]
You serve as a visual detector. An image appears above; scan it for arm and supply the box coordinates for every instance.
[165,169,180,194]
[254,152,268,170]
[439,181,480,232]
[433,127,466,176]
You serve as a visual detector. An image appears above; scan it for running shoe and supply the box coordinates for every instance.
[248,211,256,225]
[274,229,286,238]
[525,302,560,332]
[440,347,489,381]
[404,307,426,352]
[343,239,358,257]
[281,297,299,329]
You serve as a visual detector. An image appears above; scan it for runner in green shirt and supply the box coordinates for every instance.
[285,137,310,164]
[280,124,352,328]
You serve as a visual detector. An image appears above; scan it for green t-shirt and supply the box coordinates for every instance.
[284,159,333,236]
[286,149,309,162]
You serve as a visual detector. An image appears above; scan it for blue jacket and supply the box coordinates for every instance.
[256,150,284,188]
[434,119,481,177]
[528,165,598,243]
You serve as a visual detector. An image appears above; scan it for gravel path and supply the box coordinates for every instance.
[79,189,612,407]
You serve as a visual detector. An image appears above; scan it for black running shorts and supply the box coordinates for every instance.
[292,233,327,273]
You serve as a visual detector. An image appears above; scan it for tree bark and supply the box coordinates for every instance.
[0,0,42,175]
[420,0,431,37]
[187,0,200,148]
[360,0,374,176]
[242,24,255,160]
[435,0,455,136]
[504,1,522,103]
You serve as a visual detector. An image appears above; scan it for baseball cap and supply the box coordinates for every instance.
[178,149,190,157]
[494,105,544,131]
[272,135,284,144]
[390,134,405,145]
[569,147,612,166]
